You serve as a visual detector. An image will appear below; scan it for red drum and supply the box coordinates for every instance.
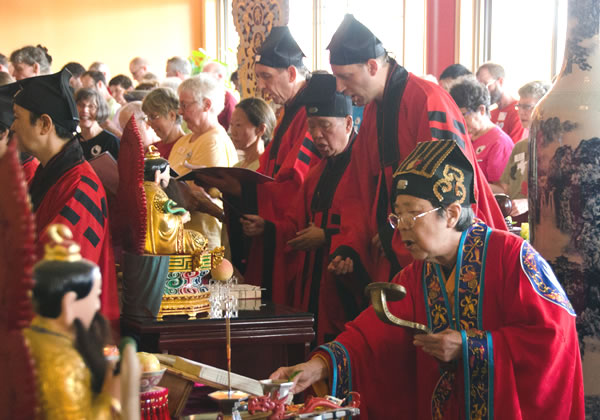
[140,386,170,420]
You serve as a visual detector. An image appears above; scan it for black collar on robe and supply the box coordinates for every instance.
[268,81,309,162]
[19,151,35,165]
[374,59,409,277]
[311,129,357,212]
[29,137,85,212]
[376,59,409,167]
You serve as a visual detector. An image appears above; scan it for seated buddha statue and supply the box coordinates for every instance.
[143,146,207,256]
[24,224,140,420]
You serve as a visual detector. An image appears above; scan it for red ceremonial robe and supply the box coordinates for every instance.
[20,152,39,185]
[330,62,506,284]
[270,132,368,344]
[29,139,120,321]
[315,223,584,420]
[234,87,321,305]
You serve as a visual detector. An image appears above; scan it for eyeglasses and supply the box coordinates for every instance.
[77,102,97,112]
[388,207,441,230]
[179,101,198,112]
[515,103,535,111]
[142,113,162,122]
[484,79,497,88]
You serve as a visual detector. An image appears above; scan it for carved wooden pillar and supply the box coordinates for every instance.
[232,0,289,98]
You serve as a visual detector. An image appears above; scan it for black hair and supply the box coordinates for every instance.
[439,63,471,81]
[82,70,106,86]
[62,62,86,77]
[235,97,277,142]
[33,259,110,393]
[109,74,133,89]
[32,259,98,318]
[449,79,490,113]
[144,157,169,181]
[230,70,239,83]
[0,53,8,67]
[29,111,75,140]
[74,313,111,393]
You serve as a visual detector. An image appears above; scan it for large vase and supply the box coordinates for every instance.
[529,0,600,415]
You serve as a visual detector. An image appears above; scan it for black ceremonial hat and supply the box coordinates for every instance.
[392,140,475,206]
[327,14,386,65]
[0,94,13,129]
[0,69,79,133]
[256,26,305,68]
[303,73,352,117]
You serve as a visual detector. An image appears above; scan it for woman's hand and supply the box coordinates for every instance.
[413,329,462,362]
[269,358,329,394]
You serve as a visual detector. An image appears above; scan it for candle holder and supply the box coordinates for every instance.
[208,390,248,420]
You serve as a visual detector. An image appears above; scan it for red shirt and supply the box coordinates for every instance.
[490,100,525,143]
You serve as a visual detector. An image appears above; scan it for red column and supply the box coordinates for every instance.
[426,0,457,79]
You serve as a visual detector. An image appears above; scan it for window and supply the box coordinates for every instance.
[288,0,425,74]
[460,0,568,93]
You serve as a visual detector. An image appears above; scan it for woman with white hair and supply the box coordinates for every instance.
[169,74,238,250]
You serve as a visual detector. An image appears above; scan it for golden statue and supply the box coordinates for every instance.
[24,224,140,420]
[143,146,207,255]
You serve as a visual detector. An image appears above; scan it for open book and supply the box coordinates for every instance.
[156,354,263,396]
[177,165,275,185]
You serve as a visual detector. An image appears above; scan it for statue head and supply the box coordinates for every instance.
[32,224,110,393]
[144,145,170,188]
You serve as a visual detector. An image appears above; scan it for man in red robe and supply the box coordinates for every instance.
[326,15,506,284]
[271,140,584,420]
[243,74,368,344]
[206,27,320,305]
[476,62,525,143]
[1,70,119,321]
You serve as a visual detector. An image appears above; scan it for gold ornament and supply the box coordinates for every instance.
[43,224,81,262]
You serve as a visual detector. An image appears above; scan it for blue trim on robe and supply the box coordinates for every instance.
[426,222,493,420]
[317,341,352,399]
[460,329,494,420]
[520,241,576,316]
[477,228,492,327]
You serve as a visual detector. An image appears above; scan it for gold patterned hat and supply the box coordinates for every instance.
[392,140,475,206]
[42,224,82,262]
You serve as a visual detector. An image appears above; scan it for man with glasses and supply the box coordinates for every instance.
[198,26,320,306]
[324,14,505,286]
[476,62,524,143]
[241,74,366,344]
[499,81,551,216]
[271,139,584,419]
[129,56,150,83]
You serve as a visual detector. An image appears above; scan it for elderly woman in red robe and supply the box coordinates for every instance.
[271,139,584,419]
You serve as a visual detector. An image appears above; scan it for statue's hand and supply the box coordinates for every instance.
[182,211,191,224]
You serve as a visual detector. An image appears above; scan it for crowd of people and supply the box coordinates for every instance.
[0,12,584,420]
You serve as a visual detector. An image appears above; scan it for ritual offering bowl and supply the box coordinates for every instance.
[208,390,248,420]
[140,368,167,392]
[260,379,294,400]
